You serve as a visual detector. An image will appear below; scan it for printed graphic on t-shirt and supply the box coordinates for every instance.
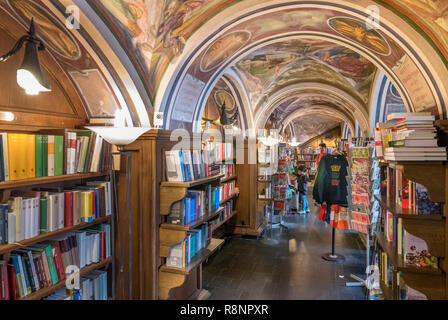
[331,165,341,186]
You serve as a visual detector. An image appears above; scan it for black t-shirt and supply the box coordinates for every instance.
[312,154,348,205]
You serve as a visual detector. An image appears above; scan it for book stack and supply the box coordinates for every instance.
[386,166,441,215]
[0,131,111,182]
[166,223,211,269]
[0,225,110,299]
[0,181,111,244]
[375,112,447,161]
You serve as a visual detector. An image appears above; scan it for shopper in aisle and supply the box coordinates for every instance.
[297,165,310,214]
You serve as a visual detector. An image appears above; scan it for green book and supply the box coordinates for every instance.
[54,135,63,176]
[35,135,43,177]
[44,245,59,285]
[42,135,48,177]
[40,197,47,234]
[75,131,92,173]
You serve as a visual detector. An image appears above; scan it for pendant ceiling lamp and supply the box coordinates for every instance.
[0,19,51,95]
[288,137,300,147]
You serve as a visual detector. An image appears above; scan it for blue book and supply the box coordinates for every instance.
[178,150,186,182]
[93,189,100,219]
[190,196,195,223]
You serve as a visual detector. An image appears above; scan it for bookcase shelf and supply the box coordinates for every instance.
[221,175,237,183]
[160,174,224,188]
[160,207,225,232]
[160,174,224,216]
[160,238,224,275]
[0,172,109,190]
[219,192,239,205]
[0,216,111,255]
[212,210,238,232]
[20,257,112,300]
[376,232,443,275]
[374,195,444,221]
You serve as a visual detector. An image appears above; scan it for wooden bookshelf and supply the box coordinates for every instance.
[376,232,442,275]
[0,216,111,255]
[380,281,394,300]
[21,257,112,300]
[219,192,239,205]
[221,175,237,183]
[374,194,443,221]
[160,207,225,231]
[374,154,448,300]
[160,174,224,188]
[212,211,238,232]
[160,238,224,275]
[0,172,109,190]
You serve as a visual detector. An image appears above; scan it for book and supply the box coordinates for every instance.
[165,150,184,182]
[35,135,44,177]
[26,134,36,178]
[47,135,55,177]
[54,135,64,176]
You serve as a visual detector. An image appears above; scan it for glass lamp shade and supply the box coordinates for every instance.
[17,41,51,95]
[86,126,150,147]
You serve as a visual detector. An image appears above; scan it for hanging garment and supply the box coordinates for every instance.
[318,204,351,230]
[313,154,349,205]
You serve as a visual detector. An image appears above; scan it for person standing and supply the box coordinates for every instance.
[297,165,310,214]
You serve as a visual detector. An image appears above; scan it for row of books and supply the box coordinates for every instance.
[167,181,238,226]
[43,270,108,300]
[166,223,211,269]
[0,181,112,245]
[382,210,438,269]
[165,142,235,182]
[0,224,110,300]
[220,164,235,179]
[209,201,234,231]
[0,130,111,182]
[384,166,441,215]
[375,112,446,161]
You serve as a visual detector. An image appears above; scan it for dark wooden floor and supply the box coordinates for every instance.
[203,197,367,300]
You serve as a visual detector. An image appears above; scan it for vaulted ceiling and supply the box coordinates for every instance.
[1,0,448,139]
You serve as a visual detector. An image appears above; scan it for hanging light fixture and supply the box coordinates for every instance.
[288,137,300,147]
[219,102,238,129]
[0,19,51,95]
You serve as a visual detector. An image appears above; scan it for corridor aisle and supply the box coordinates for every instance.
[203,196,366,300]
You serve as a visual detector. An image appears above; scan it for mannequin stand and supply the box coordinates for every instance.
[321,227,345,262]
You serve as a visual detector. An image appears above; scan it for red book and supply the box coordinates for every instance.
[91,191,95,219]
[101,231,105,261]
[64,192,74,227]
[32,255,44,289]
[7,265,18,300]
[52,246,65,281]
[0,261,9,300]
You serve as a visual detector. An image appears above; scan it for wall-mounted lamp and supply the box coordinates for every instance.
[0,19,51,95]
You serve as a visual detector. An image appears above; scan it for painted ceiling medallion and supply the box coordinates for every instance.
[8,0,81,60]
[200,30,251,73]
[328,16,391,56]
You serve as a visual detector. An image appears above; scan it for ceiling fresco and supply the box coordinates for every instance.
[234,38,377,108]
[289,114,342,144]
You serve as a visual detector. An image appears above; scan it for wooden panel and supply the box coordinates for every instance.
[0,10,87,129]
[401,273,445,300]
[116,130,178,300]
